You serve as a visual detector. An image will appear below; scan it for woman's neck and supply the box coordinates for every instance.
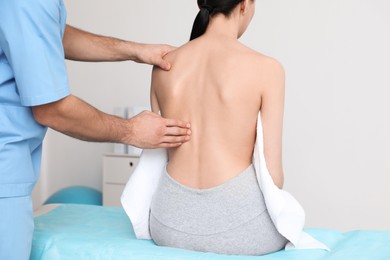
[203,13,241,40]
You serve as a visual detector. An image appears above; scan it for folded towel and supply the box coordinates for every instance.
[121,112,329,250]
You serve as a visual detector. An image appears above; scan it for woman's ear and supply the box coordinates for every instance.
[240,0,248,15]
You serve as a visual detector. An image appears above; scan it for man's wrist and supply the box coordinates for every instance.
[121,41,142,62]
[120,117,136,146]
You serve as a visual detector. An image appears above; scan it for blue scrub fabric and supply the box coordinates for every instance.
[0,0,70,259]
[0,196,34,260]
[0,0,69,196]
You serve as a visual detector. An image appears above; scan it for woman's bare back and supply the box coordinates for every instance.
[151,35,284,189]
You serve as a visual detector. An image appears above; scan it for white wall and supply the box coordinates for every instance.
[33,0,390,231]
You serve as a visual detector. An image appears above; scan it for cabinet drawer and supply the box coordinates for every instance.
[103,156,139,184]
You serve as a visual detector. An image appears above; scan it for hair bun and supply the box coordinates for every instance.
[200,4,214,13]
[191,0,243,41]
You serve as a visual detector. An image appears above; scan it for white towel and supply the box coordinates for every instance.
[121,112,329,250]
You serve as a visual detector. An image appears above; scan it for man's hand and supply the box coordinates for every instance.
[134,44,176,71]
[126,111,191,148]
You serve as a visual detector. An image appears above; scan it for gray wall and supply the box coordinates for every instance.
[33,0,390,231]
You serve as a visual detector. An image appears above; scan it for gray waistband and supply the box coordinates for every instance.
[150,164,267,235]
[164,164,254,194]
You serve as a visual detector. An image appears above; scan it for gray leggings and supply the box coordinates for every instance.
[149,165,287,256]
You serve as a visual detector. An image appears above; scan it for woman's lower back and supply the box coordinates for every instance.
[165,109,258,189]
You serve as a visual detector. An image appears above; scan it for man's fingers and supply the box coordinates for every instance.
[162,135,190,144]
[163,45,176,54]
[159,142,183,148]
[156,45,176,70]
[165,118,191,129]
[156,59,171,71]
[165,126,191,136]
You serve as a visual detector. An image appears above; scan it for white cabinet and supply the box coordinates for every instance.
[102,154,139,206]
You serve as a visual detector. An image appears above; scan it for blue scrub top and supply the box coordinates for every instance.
[0,0,70,197]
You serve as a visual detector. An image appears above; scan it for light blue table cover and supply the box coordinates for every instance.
[31,204,390,260]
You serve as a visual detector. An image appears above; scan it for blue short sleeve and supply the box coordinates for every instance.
[0,0,70,106]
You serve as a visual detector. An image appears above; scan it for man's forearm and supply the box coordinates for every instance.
[63,25,175,69]
[63,25,138,62]
[32,95,132,144]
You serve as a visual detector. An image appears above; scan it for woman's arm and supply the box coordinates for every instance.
[150,67,191,147]
[62,25,175,70]
[150,67,161,114]
[260,58,285,189]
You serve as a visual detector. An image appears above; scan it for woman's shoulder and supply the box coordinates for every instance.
[238,43,284,71]
[161,41,195,68]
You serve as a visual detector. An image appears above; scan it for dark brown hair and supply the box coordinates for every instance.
[190,0,244,40]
